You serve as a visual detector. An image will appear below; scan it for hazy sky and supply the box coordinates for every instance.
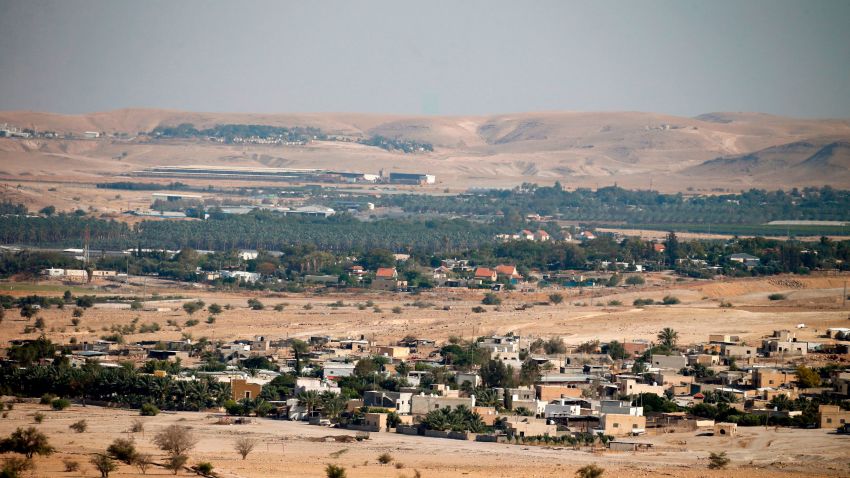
[1,0,849,117]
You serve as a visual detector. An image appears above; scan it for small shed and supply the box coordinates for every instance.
[609,441,654,452]
[714,422,737,437]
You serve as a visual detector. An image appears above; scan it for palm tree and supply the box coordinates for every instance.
[657,328,679,349]
[320,393,346,422]
[297,390,321,415]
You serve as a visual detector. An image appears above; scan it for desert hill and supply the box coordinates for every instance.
[1,108,849,191]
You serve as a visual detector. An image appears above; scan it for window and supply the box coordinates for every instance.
[613,423,619,428]
[826,418,832,424]
[244,391,251,399]
[632,424,639,428]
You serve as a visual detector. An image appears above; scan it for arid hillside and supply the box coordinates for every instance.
[1,109,849,191]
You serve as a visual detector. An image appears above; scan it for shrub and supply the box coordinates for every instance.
[51,398,71,410]
[69,419,88,433]
[607,300,622,306]
[768,293,786,301]
[625,275,645,286]
[207,303,222,315]
[185,319,199,327]
[1,457,33,478]
[140,403,159,416]
[165,454,189,475]
[661,295,680,305]
[274,303,286,311]
[377,452,393,464]
[33,412,44,423]
[107,437,137,463]
[133,453,152,474]
[234,436,257,460]
[130,419,144,433]
[73,307,84,318]
[633,298,654,306]
[247,298,264,310]
[206,316,216,324]
[91,454,117,478]
[39,393,56,405]
[708,451,730,469]
[326,464,347,478]
[471,306,486,313]
[63,459,80,472]
[482,293,502,305]
[392,306,403,314]
[192,462,214,475]
[153,424,198,457]
[576,463,605,478]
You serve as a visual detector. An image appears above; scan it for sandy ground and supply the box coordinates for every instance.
[1,402,849,478]
[2,274,849,351]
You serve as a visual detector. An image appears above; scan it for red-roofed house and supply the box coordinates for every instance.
[534,230,551,241]
[653,243,666,253]
[495,265,523,281]
[520,229,536,241]
[474,267,497,282]
[372,267,407,291]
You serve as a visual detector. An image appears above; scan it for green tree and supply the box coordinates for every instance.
[657,328,679,349]
[625,275,645,286]
[795,365,821,388]
[0,427,54,459]
[606,340,627,360]
[90,454,117,478]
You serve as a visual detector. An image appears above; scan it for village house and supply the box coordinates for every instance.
[494,264,523,282]
[728,253,761,268]
[323,362,356,379]
[230,378,263,400]
[375,345,410,360]
[410,394,475,415]
[503,416,557,437]
[473,267,497,282]
[371,267,407,291]
[752,368,795,388]
[364,390,414,414]
[818,404,850,428]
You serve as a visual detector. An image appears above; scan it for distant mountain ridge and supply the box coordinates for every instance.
[1,108,849,190]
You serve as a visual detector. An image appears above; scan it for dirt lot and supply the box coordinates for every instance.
[1,402,849,478]
[2,274,850,350]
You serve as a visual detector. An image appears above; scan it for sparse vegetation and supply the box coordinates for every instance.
[576,464,605,478]
[234,436,257,460]
[708,451,730,469]
[325,463,347,478]
[0,426,54,459]
[107,437,137,464]
[63,459,80,472]
[69,419,88,433]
